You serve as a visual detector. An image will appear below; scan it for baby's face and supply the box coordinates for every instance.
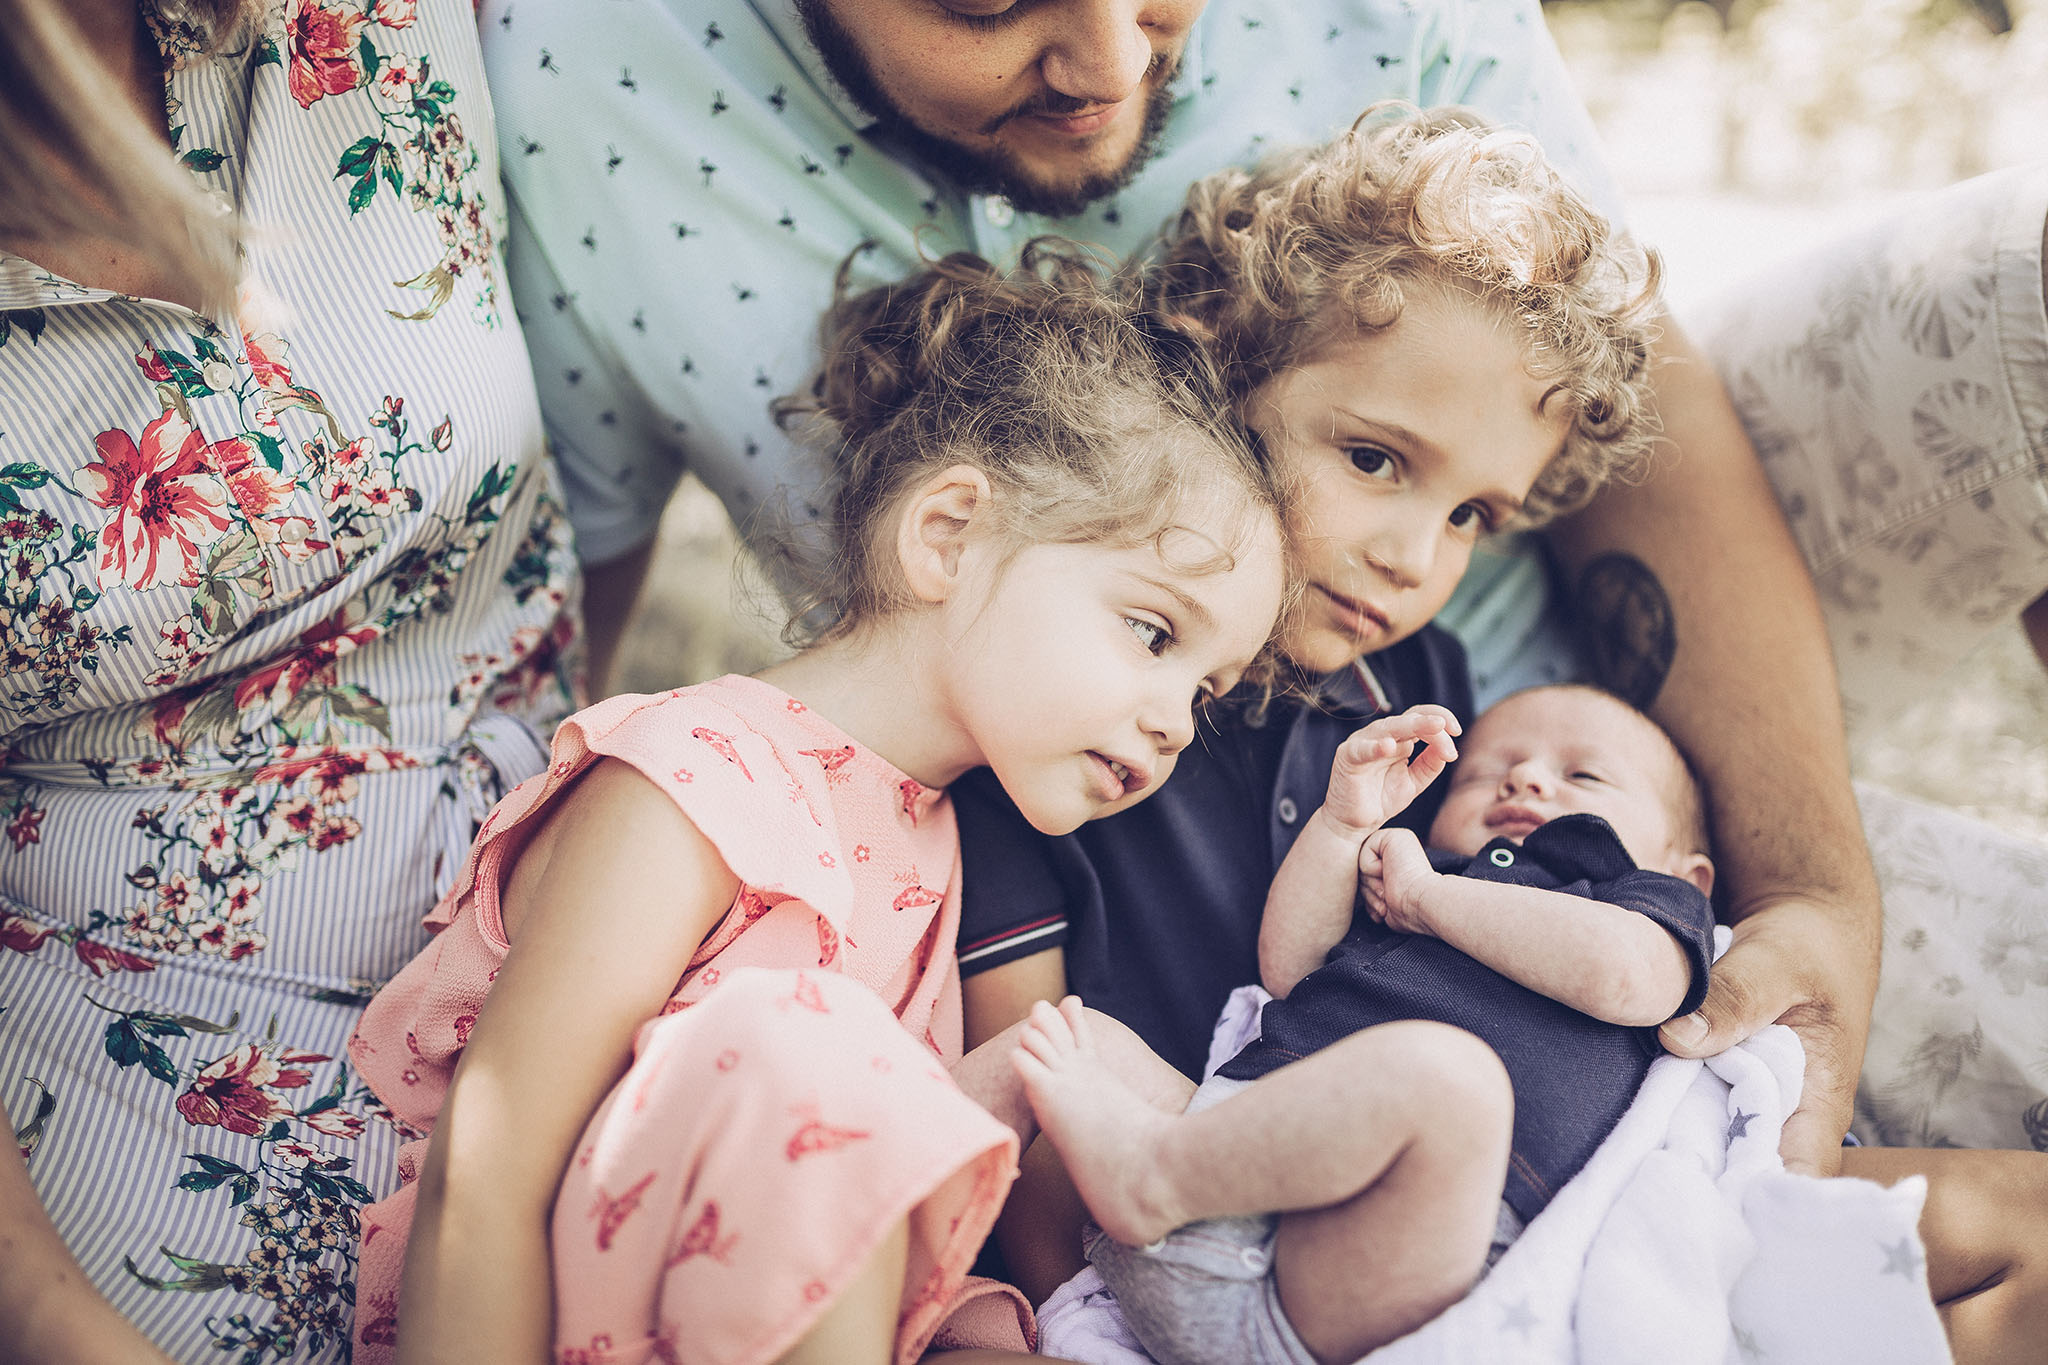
[1427,686,1700,878]
[1243,287,1568,675]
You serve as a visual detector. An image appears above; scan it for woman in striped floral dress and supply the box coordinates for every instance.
[0,0,578,1358]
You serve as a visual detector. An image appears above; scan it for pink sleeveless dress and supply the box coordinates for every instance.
[347,676,1028,1364]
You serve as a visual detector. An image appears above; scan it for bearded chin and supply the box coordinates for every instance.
[886,79,1177,219]
[793,0,1179,220]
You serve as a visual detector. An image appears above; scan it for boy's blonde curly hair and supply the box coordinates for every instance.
[1148,103,1664,526]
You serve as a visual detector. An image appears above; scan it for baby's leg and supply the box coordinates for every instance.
[1016,1001,1511,1355]
[1258,1024,1513,1362]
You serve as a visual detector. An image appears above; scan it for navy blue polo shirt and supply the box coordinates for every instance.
[954,627,1473,1080]
[1218,812,1715,1223]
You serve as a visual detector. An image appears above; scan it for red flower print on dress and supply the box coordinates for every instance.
[589,1171,658,1251]
[690,727,752,781]
[176,1043,323,1135]
[80,410,234,591]
[72,937,157,977]
[785,1114,872,1162]
[212,436,296,519]
[284,0,368,109]
[231,606,380,717]
[5,805,43,849]
[0,912,54,956]
[302,1106,366,1140]
[666,1200,738,1267]
[816,916,839,967]
[370,0,416,28]
[899,779,926,824]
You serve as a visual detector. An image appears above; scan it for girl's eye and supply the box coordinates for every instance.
[1124,616,1171,655]
[1346,445,1396,479]
[1447,501,1493,533]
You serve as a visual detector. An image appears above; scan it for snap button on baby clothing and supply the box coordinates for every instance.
[1490,847,1515,867]
[1240,1246,1269,1271]
[1142,1238,1168,1254]
[982,196,1015,227]
[1276,797,1299,824]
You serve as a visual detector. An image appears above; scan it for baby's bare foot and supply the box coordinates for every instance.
[1011,997,1186,1246]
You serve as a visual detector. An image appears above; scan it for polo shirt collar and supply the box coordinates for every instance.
[1288,656,1393,722]
[753,0,882,134]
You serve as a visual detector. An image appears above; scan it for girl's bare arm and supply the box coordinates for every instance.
[397,758,736,1365]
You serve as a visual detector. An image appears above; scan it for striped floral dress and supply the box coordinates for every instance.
[0,1,578,1359]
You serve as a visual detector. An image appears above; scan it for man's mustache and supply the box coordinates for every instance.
[978,53,1180,135]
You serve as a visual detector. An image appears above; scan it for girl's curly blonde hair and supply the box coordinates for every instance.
[1148,103,1664,526]
[770,240,1293,659]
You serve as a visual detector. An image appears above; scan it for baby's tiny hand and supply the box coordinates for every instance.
[1320,705,1461,837]
[1358,827,1439,935]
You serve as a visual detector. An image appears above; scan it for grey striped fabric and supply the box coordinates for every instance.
[0,2,577,1358]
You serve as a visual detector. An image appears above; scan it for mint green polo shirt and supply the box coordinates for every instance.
[481,0,1622,695]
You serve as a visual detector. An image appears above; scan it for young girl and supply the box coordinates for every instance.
[344,245,1290,1365]
[953,106,2048,1361]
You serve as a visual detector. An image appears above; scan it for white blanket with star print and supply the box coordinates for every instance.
[1038,960,1952,1365]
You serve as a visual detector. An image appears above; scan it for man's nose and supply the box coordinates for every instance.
[1039,1,1155,106]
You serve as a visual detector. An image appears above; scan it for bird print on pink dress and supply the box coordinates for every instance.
[785,1112,871,1162]
[666,1199,738,1266]
[691,726,752,781]
[798,745,854,782]
[590,1170,658,1251]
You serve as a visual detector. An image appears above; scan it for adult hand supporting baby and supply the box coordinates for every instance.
[1656,895,1878,1177]
[1548,317,1880,1178]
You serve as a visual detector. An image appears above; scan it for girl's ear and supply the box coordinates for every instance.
[897,463,996,604]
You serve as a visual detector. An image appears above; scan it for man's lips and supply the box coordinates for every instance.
[1021,102,1125,137]
[1312,584,1392,639]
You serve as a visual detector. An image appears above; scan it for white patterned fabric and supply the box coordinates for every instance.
[0,2,579,1360]
[1692,162,2048,736]
[1853,784,2048,1154]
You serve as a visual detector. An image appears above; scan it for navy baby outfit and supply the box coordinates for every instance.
[1220,812,1716,1222]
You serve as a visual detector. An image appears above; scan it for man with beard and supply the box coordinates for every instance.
[476,0,2043,1192]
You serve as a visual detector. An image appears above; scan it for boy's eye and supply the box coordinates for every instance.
[1447,501,1492,533]
[1569,770,1604,784]
[1346,445,1396,479]
[1124,616,1171,655]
